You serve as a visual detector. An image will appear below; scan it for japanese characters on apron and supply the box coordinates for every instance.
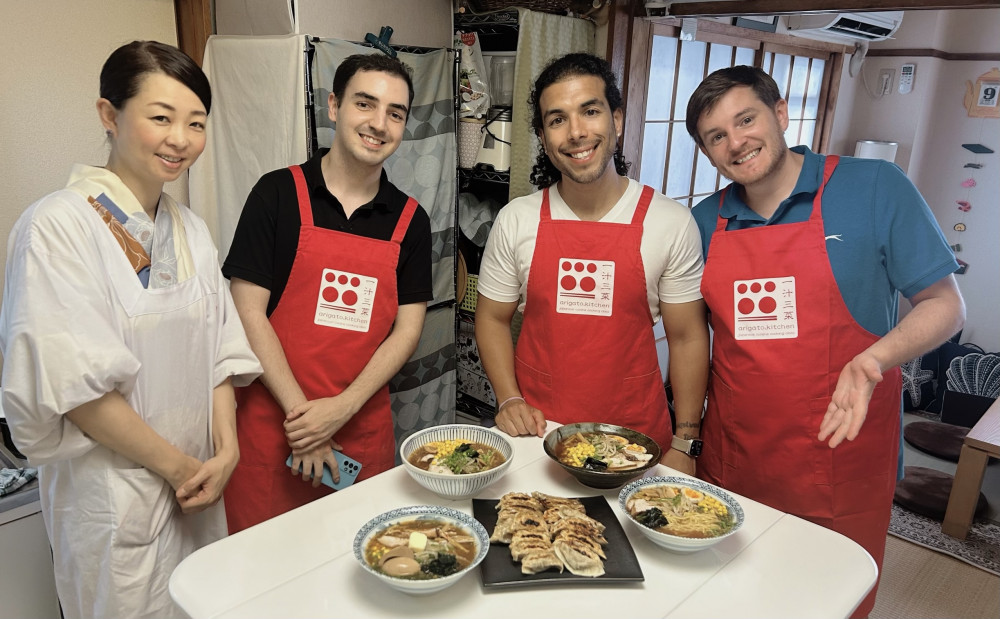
[699,156,901,618]
[225,165,417,533]
[515,185,672,452]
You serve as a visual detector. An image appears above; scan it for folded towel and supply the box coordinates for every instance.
[0,467,37,496]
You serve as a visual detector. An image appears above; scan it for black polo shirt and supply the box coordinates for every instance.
[223,149,433,316]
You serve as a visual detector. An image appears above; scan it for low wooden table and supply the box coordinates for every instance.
[942,397,1000,539]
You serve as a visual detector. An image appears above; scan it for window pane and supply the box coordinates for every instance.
[646,35,678,122]
[639,122,669,191]
[786,55,810,119]
[762,51,772,73]
[800,119,816,150]
[707,43,733,74]
[665,130,696,199]
[785,120,802,147]
[804,58,825,119]
[735,46,755,67]
[675,40,708,121]
[769,53,792,100]
[693,148,719,195]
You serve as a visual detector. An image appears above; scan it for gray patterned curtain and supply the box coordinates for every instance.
[311,39,457,460]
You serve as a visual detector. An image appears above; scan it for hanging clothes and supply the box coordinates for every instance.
[698,156,901,619]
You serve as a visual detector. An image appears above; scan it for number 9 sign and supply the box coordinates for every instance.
[964,67,1000,118]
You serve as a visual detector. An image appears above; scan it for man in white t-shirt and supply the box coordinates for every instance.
[475,53,710,473]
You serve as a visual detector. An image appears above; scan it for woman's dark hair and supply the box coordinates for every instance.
[685,66,782,147]
[100,41,211,114]
[528,52,630,189]
[331,53,415,117]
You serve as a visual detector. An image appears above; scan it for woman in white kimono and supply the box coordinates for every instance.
[0,41,261,619]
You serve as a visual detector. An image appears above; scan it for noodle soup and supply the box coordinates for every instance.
[554,431,653,471]
[407,439,506,475]
[624,484,735,538]
[365,518,479,580]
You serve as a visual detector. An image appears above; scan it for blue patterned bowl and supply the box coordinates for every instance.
[400,425,514,499]
[618,476,745,553]
[353,505,489,595]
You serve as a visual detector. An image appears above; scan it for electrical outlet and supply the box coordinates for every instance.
[878,69,895,96]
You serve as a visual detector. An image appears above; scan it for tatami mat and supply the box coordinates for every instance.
[872,536,1000,619]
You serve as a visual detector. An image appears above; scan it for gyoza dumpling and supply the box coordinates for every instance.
[519,549,564,575]
[553,539,605,577]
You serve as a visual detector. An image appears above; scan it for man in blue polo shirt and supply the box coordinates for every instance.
[686,66,965,618]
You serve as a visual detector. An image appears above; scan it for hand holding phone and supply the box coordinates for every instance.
[286,449,362,490]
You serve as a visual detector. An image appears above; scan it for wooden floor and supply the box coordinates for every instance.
[871,536,1000,619]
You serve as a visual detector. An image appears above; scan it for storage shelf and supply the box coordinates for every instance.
[459,167,510,186]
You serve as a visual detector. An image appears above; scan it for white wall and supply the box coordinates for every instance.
[830,9,1000,352]
[0,0,182,292]
[217,0,455,48]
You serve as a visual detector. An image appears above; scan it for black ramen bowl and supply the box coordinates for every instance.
[543,422,662,489]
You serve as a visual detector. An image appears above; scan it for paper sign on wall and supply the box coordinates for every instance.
[964,67,1000,118]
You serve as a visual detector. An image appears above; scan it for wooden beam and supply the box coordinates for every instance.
[868,48,1000,61]
[174,0,213,66]
[668,0,997,17]
[607,0,637,113]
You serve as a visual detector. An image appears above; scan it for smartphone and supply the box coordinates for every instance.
[286,449,362,490]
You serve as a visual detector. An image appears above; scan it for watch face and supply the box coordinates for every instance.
[690,439,703,457]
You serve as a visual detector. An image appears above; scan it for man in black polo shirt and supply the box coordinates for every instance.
[222,54,432,532]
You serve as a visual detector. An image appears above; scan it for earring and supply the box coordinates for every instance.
[105,129,113,138]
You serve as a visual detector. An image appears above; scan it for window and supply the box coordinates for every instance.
[623,19,846,208]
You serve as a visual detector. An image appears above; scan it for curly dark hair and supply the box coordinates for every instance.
[528,53,630,189]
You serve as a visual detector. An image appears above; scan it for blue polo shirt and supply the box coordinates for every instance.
[692,146,959,336]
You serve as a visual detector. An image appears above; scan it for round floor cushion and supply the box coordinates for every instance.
[893,465,988,522]
[903,420,968,462]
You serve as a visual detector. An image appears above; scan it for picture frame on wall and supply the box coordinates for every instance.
[733,16,779,32]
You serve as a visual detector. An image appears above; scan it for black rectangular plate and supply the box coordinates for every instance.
[472,495,644,588]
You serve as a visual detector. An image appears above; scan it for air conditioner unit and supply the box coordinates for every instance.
[786,11,903,42]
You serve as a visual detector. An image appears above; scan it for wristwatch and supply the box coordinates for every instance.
[671,436,703,458]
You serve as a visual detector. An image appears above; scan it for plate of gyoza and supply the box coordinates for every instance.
[471,491,643,587]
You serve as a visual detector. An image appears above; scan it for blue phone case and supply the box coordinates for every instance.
[286,449,362,490]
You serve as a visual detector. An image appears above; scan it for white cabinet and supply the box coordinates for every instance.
[0,505,61,619]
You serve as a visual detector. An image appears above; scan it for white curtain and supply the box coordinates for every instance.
[188,34,308,260]
[508,9,595,201]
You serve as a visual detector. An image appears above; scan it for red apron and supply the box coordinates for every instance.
[699,156,900,618]
[514,185,671,452]
[225,165,417,533]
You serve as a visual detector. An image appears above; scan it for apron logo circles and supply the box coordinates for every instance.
[556,257,615,316]
[733,277,798,340]
[314,268,378,332]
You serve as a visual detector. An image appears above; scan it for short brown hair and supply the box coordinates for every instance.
[686,66,782,147]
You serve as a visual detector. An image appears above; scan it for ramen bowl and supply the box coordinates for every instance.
[353,505,490,595]
[400,425,514,500]
[618,476,745,553]
[543,422,662,489]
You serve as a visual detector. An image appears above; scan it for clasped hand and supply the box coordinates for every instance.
[173,449,239,514]
[284,395,356,452]
[818,352,884,448]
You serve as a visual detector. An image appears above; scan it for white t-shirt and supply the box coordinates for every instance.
[477,179,704,321]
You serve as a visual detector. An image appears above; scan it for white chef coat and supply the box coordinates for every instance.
[0,167,261,619]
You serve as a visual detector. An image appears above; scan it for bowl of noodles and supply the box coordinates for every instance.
[400,425,514,500]
[543,423,662,489]
[353,505,489,595]
[618,476,744,553]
